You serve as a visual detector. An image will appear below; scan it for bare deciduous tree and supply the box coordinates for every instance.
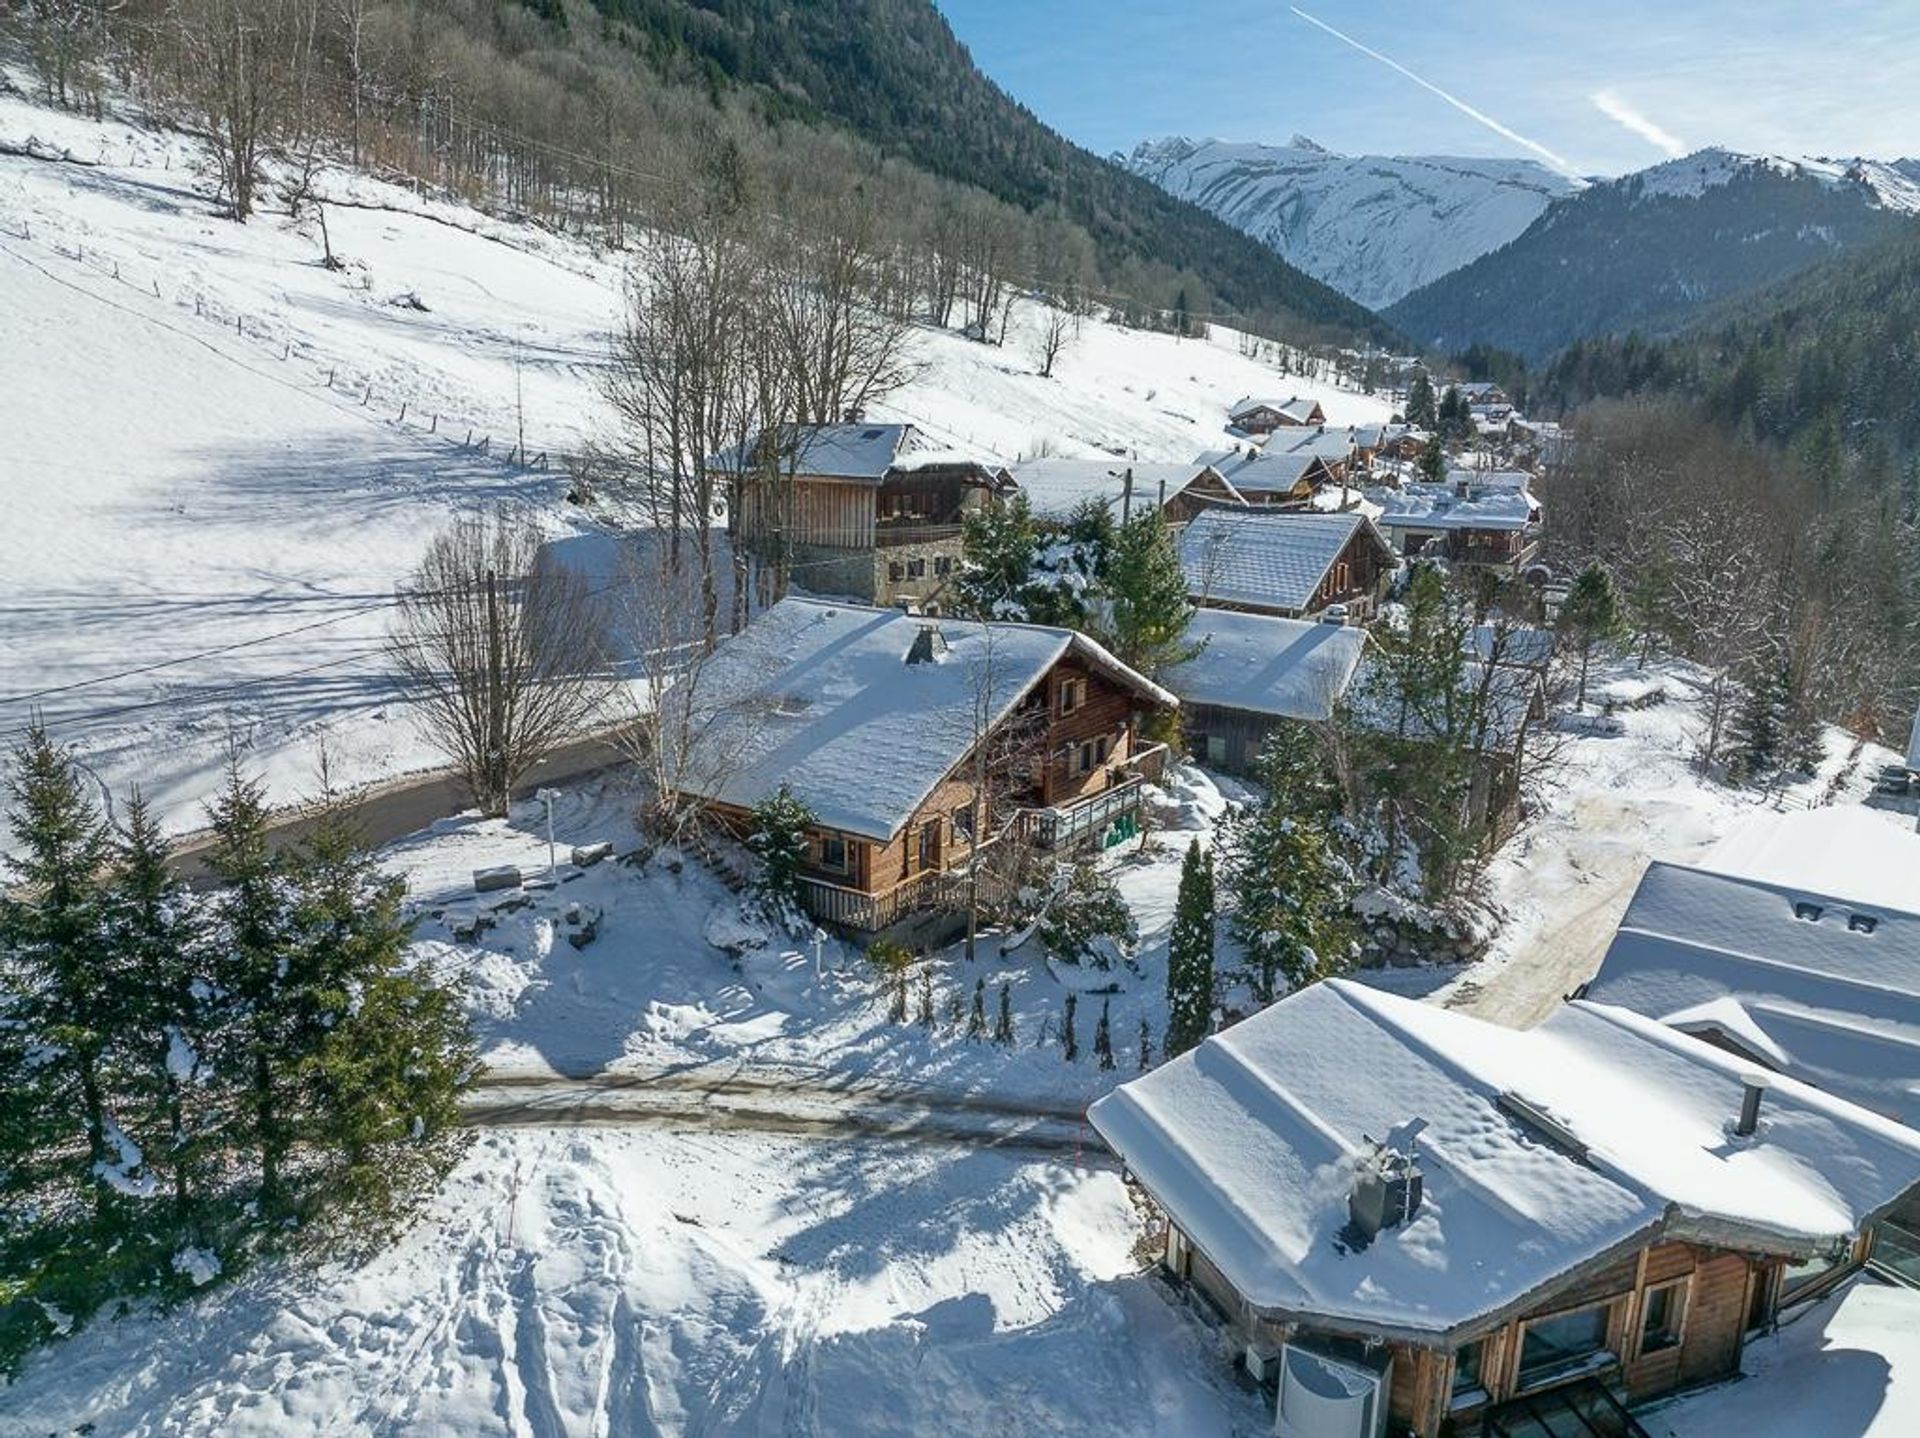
[1030,304,1074,380]
[388,511,612,817]
[176,0,310,220]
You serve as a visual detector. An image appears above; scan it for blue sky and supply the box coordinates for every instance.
[936,2,1920,177]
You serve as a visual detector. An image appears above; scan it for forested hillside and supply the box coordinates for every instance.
[1539,223,1920,484]
[580,0,1391,341]
[1388,153,1917,361]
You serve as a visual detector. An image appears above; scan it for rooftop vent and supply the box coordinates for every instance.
[1342,1119,1427,1250]
[1735,1072,1770,1138]
[905,622,947,666]
[1497,1091,1589,1162]
[1793,901,1824,923]
[1849,913,1880,935]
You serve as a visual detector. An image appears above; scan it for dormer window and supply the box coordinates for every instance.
[1849,913,1879,935]
[1793,901,1823,923]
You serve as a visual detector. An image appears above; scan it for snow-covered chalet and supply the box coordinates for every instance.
[1091,979,1920,1436]
[662,598,1175,942]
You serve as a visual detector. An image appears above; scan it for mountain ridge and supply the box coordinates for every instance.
[1125,134,1579,310]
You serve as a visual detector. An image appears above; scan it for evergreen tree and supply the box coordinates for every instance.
[1105,510,1198,676]
[1164,839,1215,1057]
[1557,561,1626,707]
[954,493,1042,618]
[967,976,986,1039]
[0,725,123,1361]
[1730,654,1790,779]
[1418,434,1447,483]
[917,967,934,1027]
[747,785,813,916]
[1219,730,1355,1004]
[1094,998,1114,1071]
[1436,385,1471,442]
[1061,992,1079,1062]
[994,981,1014,1045]
[286,802,475,1237]
[1405,372,1437,430]
[202,759,301,1220]
[100,791,208,1231]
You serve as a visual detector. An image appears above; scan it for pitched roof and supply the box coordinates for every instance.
[1229,395,1322,424]
[663,599,1174,841]
[1089,979,1920,1343]
[1177,509,1380,614]
[706,423,926,482]
[1164,610,1368,721]
[1004,459,1213,521]
[1269,429,1358,462]
[1369,482,1540,533]
[1583,818,1920,1127]
[1195,447,1328,497]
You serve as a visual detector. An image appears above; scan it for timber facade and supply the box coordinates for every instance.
[1159,1215,1878,1437]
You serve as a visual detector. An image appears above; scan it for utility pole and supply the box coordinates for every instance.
[1120,466,1134,525]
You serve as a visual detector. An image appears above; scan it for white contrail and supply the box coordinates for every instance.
[1591,90,1688,158]
[1289,7,1582,179]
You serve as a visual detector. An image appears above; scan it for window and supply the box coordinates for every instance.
[918,821,941,872]
[1095,735,1111,764]
[1640,1281,1686,1355]
[907,558,926,579]
[817,834,849,874]
[1517,1303,1612,1388]
[1850,912,1880,935]
[953,803,975,842]
[1793,901,1824,922]
[1450,1341,1486,1406]
[934,556,953,577]
[1781,1245,1851,1303]
[1058,676,1085,715]
[1204,734,1228,765]
[1331,560,1351,593]
[888,561,904,582]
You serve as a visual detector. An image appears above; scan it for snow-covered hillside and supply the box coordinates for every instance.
[1126,135,1580,310]
[0,84,1387,835]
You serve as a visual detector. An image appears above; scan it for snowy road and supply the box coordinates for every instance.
[465,1065,1106,1159]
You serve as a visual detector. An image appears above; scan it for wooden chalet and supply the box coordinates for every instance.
[1091,980,1920,1437]
[1228,394,1325,435]
[1189,447,1344,509]
[1177,507,1397,621]
[1002,458,1224,525]
[1372,477,1543,575]
[1162,608,1368,774]
[663,599,1176,942]
[709,423,1010,610]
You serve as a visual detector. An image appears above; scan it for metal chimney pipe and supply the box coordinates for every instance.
[1736,1073,1770,1137]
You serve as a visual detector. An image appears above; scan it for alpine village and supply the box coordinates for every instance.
[7,4,1920,1437]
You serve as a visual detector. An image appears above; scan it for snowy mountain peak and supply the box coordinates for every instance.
[1620,147,1920,215]
[1126,136,1580,310]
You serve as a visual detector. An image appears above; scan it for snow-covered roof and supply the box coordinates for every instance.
[707,423,930,482]
[1194,447,1327,497]
[1584,823,1920,1127]
[1268,429,1357,462]
[1164,610,1368,721]
[1348,424,1389,450]
[1230,395,1322,424]
[1004,459,1213,521]
[1369,482,1540,533]
[1089,979,1920,1343]
[1446,466,1534,491]
[1178,509,1381,614]
[664,599,1174,841]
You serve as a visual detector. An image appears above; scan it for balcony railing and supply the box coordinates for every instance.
[874,521,965,548]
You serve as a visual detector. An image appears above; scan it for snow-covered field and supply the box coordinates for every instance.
[0,1125,1261,1436]
[0,81,1388,839]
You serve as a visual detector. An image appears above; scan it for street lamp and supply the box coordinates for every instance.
[536,787,560,877]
